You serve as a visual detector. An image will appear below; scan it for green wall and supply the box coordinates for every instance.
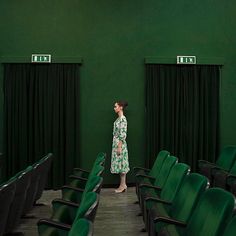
[0,0,236,184]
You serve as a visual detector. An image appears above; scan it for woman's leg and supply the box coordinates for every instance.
[115,173,127,192]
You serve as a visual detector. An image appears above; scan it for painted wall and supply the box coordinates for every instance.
[0,0,236,184]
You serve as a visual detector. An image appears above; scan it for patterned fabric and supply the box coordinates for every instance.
[110,115,130,174]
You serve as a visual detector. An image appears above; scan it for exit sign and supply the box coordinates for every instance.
[177,56,196,64]
[31,54,51,63]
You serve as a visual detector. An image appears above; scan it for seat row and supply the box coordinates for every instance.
[133,150,236,236]
[0,153,53,236]
[37,152,106,236]
[198,145,236,196]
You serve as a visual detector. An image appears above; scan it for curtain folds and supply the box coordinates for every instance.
[4,63,80,188]
[146,64,220,171]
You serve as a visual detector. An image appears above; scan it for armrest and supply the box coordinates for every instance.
[37,218,71,231]
[145,196,172,205]
[227,174,236,180]
[133,166,151,173]
[69,175,88,181]
[73,167,90,174]
[198,160,215,165]
[139,183,161,191]
[153,216,186,227]
[62,185,84,193]
[52,198,79,208]
[135,174,155,180]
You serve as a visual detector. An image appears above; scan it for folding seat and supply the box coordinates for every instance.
[73,152,106,178]
[134,150,170,195]
[38,192,99,236]
[212,158,236,189]
[137,155,178,205]
[147,173,208,235]
[64,165,104,200]
[22,158,45,215]
[198,146,236,184]
[48,176,102,228]
[37,218,93,236]
[222,215,236,236]
[4,166,33,234]
[158,188,235,236]
[140,163,190,231]
[34,153,53,203]
[0,177,16,235]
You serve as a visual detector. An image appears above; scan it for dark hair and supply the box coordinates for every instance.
[117,101,128,109]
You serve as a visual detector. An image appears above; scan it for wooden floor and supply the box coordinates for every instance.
[13,187,147,236]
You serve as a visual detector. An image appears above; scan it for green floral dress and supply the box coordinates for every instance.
[110,115,130,174]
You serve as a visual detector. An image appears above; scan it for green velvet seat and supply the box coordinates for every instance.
[38,192,98,236]
[5,166,33,234]
[68,162,104,190]
[0,177,16,235]
[137,155,178,205]
[213,157,236,190]
[52,175,103,218]
[198,146,236,184]
[140,163,190,230]
[147,173,209,235]
[134,150,170,196]
[34,153,53,203]
[158,188,235,236]
[73,152,106,178]
[37,218,93,236]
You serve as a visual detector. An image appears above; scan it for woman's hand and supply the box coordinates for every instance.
[117,141,122,155]
[117,146,122,155]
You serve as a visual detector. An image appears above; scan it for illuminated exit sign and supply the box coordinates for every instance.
[177,56,196,64]
[31,54,51,63]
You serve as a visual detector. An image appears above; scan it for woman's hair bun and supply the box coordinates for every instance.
[117,101,128,108]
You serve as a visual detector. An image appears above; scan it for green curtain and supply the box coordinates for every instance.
[3,63,80,188]
[146,64,220,170]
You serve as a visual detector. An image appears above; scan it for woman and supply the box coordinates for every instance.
[110,101,130,193]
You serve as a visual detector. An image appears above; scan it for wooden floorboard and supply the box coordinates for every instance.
[12,187,147,236]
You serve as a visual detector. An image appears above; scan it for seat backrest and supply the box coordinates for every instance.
[5,166,33,233]
[216,146,236,171]
[160,163,190,202]
[94,152,106,166]
[84,176,103,194]
[185,188,235,236]
[149,150,170,177]
[153,155,178,188]
[223,215,236,236]
[0,178,16,235]
[170,173,209,222]
[69,218,93,236]
[75,192,99,222]
[88,165,105,179]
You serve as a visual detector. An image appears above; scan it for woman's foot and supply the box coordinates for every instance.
[115,185,127,193]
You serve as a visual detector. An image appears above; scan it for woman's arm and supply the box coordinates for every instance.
[117,117,127,155]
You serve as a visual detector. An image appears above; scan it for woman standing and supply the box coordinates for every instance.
[110,101,130,193]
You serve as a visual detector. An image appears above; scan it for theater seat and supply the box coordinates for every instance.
[134,150,170,195]
[158,188,235,236]
[34,153,53,203]
[198,146,236,184]
[0,177,16,235]
[140,163,190,229]
[37,218,93,236]
[4,166,33,234]
[73,152,106,178]
[38,192,98,235]
[148,173,208,235]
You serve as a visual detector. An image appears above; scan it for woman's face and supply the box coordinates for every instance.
[114,103,122,113]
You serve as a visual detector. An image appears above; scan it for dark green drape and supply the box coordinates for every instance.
[146,64,220,170]
[3,63,80,188]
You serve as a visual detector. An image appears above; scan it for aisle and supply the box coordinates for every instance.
[94,187,147,236]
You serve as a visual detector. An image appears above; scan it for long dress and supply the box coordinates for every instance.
[110,115,130,174]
